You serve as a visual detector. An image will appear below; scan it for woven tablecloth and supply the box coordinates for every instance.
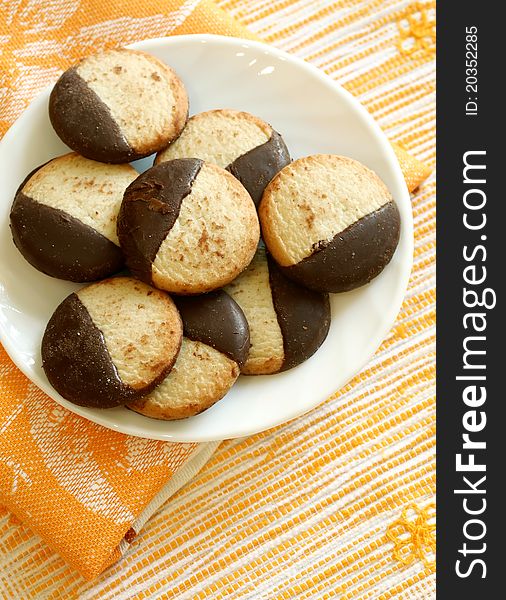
[0,0,435,597]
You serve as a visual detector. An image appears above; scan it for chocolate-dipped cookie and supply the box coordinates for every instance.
[10,153,137,282]
[225,245,330,375]
[117,159,260,295]
[259,155,401,293]
[49,48,188,163]
[156,109,290,206]
[128,290,249,420]
[42,277,183,408]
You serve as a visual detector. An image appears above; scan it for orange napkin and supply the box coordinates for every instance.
[0,0,431,580]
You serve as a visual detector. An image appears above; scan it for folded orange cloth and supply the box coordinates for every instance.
[0,0,431,580]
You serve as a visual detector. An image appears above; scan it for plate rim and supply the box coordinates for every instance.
[0,33,413,441]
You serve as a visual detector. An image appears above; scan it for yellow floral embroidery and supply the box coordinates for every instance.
[397,3,436,57]
[385,503,436,568]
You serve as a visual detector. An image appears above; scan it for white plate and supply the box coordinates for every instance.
[0,34,412,442]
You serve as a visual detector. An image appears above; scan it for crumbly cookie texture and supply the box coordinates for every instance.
[128,338,240,420]
[226,245,331,375]
[10,153,137,282]
[76,49,188,154]
[128,289,250,419]
[41,277,183,408]
[156,109,271,168]
[225,246,284,375]
[49,48,188,162]
[152,162,259,294]
[22,153,136,245]
[260,154,400,293]
[76,277,182,389]
[118,160,260,295]
[260,154,393,266]
[156,109,291,207]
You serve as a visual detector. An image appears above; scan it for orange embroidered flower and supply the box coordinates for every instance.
[397,3,436,57]
[385,503,436,568]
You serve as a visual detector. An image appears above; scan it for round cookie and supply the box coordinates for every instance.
[259,155,401,293]
[10,153,137,282]
[42,277,183,408]
[117,159,260,295]
[128,290,249,420]
[156,109,290,206]
[49,48,188,163]
[225,245,331,375]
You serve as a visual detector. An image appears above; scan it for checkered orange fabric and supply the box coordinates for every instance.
[0,0,434,596]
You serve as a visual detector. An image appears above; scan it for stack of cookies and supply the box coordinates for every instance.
[10,48,401,420]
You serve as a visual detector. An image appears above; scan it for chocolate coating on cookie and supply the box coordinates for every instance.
[225,245,330,375]
[10,154,137,282]
[11,192,124,282]
[42,277,183,408]
[156,109,290,205]
[174,291,250,367]
[118,159,260,295]
[49,49,189,163]
[260,154,401,293]
[127,338,241,421]
[49,68,133,163]
[282,202,401,292]
[227,131,290,206]
[268,256,331,371]
[42,293,136,408]
[117,159,203,284]
[128,290,249,420]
